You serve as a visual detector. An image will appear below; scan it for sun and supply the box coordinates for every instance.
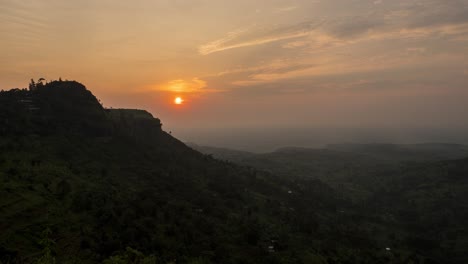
[174,97,184,105]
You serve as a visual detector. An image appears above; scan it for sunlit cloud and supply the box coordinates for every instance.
[159,78,207,93]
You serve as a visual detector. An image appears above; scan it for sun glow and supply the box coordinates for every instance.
[174,97,184,105]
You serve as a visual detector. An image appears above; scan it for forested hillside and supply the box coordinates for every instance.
[191,144,468,263]
[1,80,428,264]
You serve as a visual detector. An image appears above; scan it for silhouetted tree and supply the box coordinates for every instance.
[29,79,36,91]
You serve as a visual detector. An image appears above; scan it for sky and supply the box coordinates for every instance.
[1,0,468,150]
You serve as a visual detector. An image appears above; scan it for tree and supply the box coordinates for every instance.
[29,79,36,91]
[35,227,56,264]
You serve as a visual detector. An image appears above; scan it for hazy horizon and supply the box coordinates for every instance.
[175,126,468,152]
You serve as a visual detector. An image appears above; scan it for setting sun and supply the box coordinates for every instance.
[174,97,184,105]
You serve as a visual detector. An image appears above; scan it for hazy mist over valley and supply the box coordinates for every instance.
[178,126,468,152]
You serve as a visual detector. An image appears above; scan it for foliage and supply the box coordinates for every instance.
[35,228,56,264]
[103,247,158,264]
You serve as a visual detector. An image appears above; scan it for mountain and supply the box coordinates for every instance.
[0,80,388,264]
[191,143,468,197]
[326,143,468,162]
[191,143,468,168]
[1,80,467,263]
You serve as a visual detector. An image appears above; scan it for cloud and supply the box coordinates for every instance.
[159,78,207,93]
[198,28,249,55]
[199,31,309,55]
[224,45,465,87]
[197,0,468,98]
[216,60,315,77]
[403,0,468,28]
[206,59,322,89]
[198,21,323,55]
[199,1,468,56]
[325,15,386,38]
[0,1,51,46]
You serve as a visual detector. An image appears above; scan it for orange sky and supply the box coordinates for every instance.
[1,0,468,146]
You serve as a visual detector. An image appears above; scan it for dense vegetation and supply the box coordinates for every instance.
[191,144,468,263]
[0,80,466,263]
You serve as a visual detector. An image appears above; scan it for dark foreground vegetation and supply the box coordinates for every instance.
[0,80,467,263]
[191,144,468,263]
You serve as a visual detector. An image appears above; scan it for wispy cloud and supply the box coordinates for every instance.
[216,60,316,77]
[199,1,468,56]
[199,21,323,55]
[0,0,51,48]
[198,28,249,55]
[226,47,464,87]
[199,31,310,55]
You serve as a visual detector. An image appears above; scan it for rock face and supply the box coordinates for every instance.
[107,109,163,141]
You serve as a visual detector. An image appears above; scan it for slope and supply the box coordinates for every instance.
[0,80,393,264]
